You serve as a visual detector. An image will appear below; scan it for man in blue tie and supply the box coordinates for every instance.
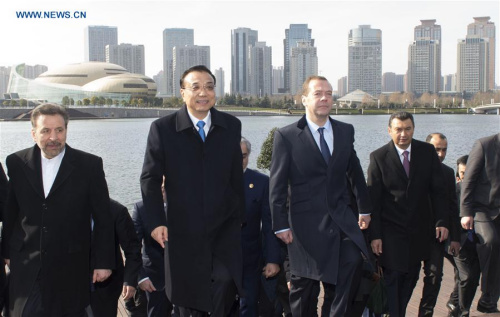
[269,76,372,316]
[141,65,244,317]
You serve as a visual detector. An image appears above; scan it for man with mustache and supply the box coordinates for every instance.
[1,103,115,316]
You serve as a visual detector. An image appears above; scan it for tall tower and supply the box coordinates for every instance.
[85,26,118,62]
[290,41,318,95]
[214,67,225,97]
[467,17,496,89]
[163,28,194,96]
[248,42,272,97]
[407,20,441,94]
[106,43,145,75]
[231,27,258,95]
[284,24,313,93]
[457,36,489,94]
[348,25,382,96]
[172,45,210,97]
[272,66,284,94]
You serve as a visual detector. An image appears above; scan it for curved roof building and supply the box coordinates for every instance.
[8,62,157,103]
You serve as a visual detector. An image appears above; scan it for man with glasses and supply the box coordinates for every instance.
[141,65,245,316]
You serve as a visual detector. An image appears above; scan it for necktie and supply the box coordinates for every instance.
[402,150,410,177]
[196,121,206,142]
[318,127,331,163]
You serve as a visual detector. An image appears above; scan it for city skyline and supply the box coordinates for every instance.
[2,0,499,92]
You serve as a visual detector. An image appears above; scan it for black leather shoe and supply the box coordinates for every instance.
[477,303,500,313]
[446,301,459,317]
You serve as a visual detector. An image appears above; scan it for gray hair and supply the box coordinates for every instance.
[240,137,252,154]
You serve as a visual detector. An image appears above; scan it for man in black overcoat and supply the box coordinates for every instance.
[270,76,372,316]
[461,133,500,313]
[140,65,244,316]
[367,111,449,317]
[1,103,115,316]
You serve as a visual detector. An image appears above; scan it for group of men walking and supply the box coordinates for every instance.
[0,64,498,317]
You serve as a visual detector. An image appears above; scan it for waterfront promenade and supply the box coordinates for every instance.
[116,259,500,316]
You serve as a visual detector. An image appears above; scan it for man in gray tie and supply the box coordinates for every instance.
[270,75,372,316]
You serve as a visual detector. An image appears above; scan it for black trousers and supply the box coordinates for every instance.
[384,262,421,317]
[178,257,236,317]
[289,238,362,317]
[446,235,480,317]
[474,217,500,310]
[418,240,445,316]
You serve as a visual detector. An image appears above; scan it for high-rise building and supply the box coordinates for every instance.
[248,42,272,97]
[337,76,348,97]
[106,43,145,75]
[85,26,118,62]
[23,64,48,79]
[407,20,441,94]
[214,67,225,97]
[457,36,489,94]
[163,28,194,96]
[153,70,166,96]
[443,74,456,92]
[172,45,210,97]
[467,17,496,90]
[348,25,382,96]
[0,66,11,95]
[272,66,284,94]
[231,27,258,95]
[284,24,313,93]
[383,72,405,92]
[290,41,318,95]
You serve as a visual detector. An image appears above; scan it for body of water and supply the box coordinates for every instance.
[1,114,499,210]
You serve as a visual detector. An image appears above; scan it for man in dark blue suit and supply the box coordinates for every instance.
[132,188,173,316]
[239,137,281,317]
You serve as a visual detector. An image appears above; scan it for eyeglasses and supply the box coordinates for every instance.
[181,84,216,92]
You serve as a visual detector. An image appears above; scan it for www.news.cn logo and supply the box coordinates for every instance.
[16,11,86,19]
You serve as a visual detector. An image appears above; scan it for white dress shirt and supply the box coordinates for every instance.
[305,116,334,154]
[394,144,412,164]
[187,110,211,137]
[41,148,65,198]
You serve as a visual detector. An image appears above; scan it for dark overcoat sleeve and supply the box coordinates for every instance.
[269,129,291,231]
[260,176,281,265]
[131,202,147,282]
[0,163,7,222]
[114,203,142,287]
[444,165,460,242]
[460,138,484,217]
[366,151,384,240]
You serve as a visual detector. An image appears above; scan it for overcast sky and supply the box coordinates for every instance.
[2,0,498,91]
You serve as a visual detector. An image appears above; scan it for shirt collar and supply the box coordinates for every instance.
[187,110,211,129]
[41,147,66,163]
[305,116,331,133]
[394,143,412,156]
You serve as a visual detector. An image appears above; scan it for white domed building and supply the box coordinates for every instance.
[7,62,156,103]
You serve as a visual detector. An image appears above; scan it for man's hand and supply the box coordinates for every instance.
[358,214,371,230]
[262,263,280,278]
[122,285,136,300]
[461,216,474,230]
[4,259,9,268]
[448,241,461,256]
[93,269,112,283]
[151,226,168,248]
[436,227,449,242]
[371,239,382,256]
[138,279,157,293]
[276,230,293,244]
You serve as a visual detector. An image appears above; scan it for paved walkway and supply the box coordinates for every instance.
[117,260,500,316]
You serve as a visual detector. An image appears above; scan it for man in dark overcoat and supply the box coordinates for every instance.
[461,133,500,313]
[1,103,115,316]
[140,65,245,316]
[367,111,449,317]
[270,75,372,316]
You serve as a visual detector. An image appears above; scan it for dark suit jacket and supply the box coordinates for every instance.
[1,144,115,316]
[461,133,500,221]
[242,168,280,270]
[367,139,448,272]
[132,201,165,290]
[269,115,371,285]
[140,105,244,312]
[442,163,460,243]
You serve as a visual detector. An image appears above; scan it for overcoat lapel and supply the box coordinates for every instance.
[48,146,75,197]
[386,141,408,181]
[296,115,326,168]
[22,146,44,199]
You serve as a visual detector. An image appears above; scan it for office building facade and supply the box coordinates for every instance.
[85,26,118,62]
[248,42,272,97]
[467,17,496,90]
[284,24,313,93]
[290,41,318,96]
[231,27,258,95]
[163,28,194,96]
[106,43,145,75]
[172,45,210,97]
